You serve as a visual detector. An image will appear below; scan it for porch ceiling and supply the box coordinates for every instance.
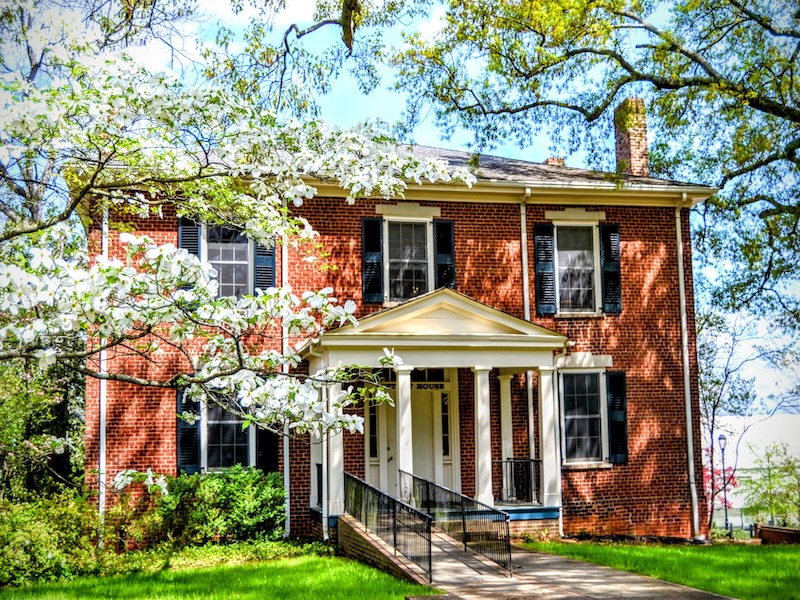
[304,288,568,370]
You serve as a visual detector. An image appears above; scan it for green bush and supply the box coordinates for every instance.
[0,490,99,587]
[0,468,286,588]
[156,467,285,546]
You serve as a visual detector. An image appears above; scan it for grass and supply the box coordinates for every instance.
[522,539,800,600]
[0,544,439,600]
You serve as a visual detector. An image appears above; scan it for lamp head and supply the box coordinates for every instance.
[718,433,727,451]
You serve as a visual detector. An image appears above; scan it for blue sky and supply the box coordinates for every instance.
[181,0,566,165]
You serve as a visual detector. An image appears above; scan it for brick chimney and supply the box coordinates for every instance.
[542,157,565,167]
[614,97,649,177]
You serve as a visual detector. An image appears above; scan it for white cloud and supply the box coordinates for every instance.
[417,5,445,42]
[196,0,316,28]
[272,0,317,26]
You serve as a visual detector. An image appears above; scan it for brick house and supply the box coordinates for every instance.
[85,98,713,540]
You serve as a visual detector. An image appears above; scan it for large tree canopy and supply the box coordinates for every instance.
[396,0,800,329]
[232,0,799,329]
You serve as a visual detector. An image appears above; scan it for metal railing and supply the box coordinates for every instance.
[399,470,512,574]
[344,472,433,582]
[495,458,542,504]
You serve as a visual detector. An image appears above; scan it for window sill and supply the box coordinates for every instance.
[562,461,614,471]
[555,311,604,319]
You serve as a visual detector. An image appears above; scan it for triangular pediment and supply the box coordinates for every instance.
[304,289,567,370]
[329,288,566,342]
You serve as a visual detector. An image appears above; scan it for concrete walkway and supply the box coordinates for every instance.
[423,532,733,600]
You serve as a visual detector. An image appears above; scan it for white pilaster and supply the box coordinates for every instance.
[538,367,562,507]
[473,366,494,506]
[396,366,414,500]
[328,384,345,516]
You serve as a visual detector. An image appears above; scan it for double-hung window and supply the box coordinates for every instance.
[177,391,280,473]
[206,401,251,469]
[178,217,276,297]
[362,216,455,303]
[177,392,254,472]
[534,221,621,316]
[560,370,628,465]
[206,227,250,298]
[387,221,429,300]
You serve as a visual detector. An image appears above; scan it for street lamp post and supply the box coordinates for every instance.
[718,433,729,537]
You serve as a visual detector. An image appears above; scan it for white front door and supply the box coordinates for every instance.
[365,371,460,495]
[411,390,436,481]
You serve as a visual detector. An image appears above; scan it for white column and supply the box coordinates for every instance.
[538,367,562,507]
[473,366,494,506]
[328,384,345,516]
[498,374,514,463]
[395,366,413,500]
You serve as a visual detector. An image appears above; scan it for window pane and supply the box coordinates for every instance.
[563,373,602,461]
[206,396,250,470]
[557,227,595,311]
[207,226,250,299]
[441,393,450,457]
[368,404,378,459]
[388,222,428,300]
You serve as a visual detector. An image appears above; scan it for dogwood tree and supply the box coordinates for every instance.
[0,0,473,436]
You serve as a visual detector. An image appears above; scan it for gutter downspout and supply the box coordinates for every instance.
[98,207,109,527]
[282,203,291,539]
[321,384,329,542]
[676,196,701,539]
[307,345,330,541]
[520,190,536,464]
[552,341,571,538]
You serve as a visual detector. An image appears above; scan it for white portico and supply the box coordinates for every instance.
[305,288,568,514]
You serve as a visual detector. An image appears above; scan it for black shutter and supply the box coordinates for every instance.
[600,224,622,314]
[434,219,456,289]
[362,218,383,303]
[177,389,201,474]
[254,241,276,292]
[607,371,628,465]
[534,223,556,315]
[178,217,200,256]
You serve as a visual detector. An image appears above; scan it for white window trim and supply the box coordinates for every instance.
[559,369,610,467]
[200,401,257,472]
[551,220,603,317]
[200,224,256,298]
[382,217,435,304]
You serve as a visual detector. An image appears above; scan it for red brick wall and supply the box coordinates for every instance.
[85,197,705,539]
[343,406,366,479]
[523,205,703,538]
[457,368,475,498]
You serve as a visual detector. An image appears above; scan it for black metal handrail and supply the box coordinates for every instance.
[399,470,512,574]
[494,458,542,504]
[344,472,433,582]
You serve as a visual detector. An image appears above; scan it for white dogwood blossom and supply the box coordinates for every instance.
[0,36,474,434]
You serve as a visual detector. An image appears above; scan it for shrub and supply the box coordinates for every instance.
[0,490,99,587]
[156,467,285,546]
[0,468,286,588]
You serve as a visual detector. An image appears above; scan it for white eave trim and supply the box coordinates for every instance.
[312,330,568,351]
[307,178,716,207]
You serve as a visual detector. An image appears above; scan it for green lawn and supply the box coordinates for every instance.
[522,540,800,600]
[0,555,438,600]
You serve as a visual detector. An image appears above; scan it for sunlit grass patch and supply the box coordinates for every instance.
[0,554,439,600]
[522,539,799,600]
